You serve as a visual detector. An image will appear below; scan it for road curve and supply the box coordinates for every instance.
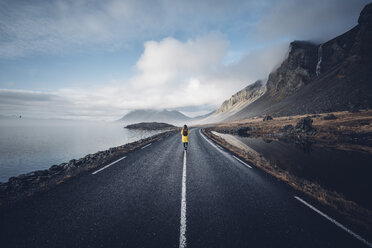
[0,128,370,248]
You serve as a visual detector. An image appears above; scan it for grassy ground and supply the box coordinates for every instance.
[207,109,372,154]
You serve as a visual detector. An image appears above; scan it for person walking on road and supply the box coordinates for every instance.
[181,125,190,151]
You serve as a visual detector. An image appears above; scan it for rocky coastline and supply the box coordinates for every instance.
[0,129,177,207]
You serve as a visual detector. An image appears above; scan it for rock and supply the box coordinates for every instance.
[279,124,294,132]
[0,183,7,191]
[215,80,266,114]
[69,159,77,165]
[265,41,318,99]
[358,3,372,25]
[349,105,360,113]
[50,164,61,171]
[295,117,316,134]
[322,114,337,120]
[223,3,372,121]
[263,115,273,121]
[237,127,251,137]
[360,120,370,126]
[75,159,83,166]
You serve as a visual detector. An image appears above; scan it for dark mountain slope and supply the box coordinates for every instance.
[228,3,372,120]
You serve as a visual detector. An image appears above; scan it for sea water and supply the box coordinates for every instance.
[234,136,372,210]
[0,119,162,182]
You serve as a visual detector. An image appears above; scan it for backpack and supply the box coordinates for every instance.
[182,129,188,136]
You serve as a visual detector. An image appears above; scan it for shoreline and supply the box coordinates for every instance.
[0,129,178,207]
[206,110,372,154]
[201,127,372,234]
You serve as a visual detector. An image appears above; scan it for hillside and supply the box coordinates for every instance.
[119,109,190,125]
[215,3,372,122]
[118,109,211,125]
[202,80,266,123]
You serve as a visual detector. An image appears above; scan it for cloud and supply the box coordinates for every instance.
[131,34,228,88]
[256,0,370,42]
[0,89,59,104]
[122,34,287,111]
[0,0,268,58]
[0,34,287,120]
[1,0,368,120]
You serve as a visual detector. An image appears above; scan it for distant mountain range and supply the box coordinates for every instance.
[204,3,372,123]
[118,109,212,125]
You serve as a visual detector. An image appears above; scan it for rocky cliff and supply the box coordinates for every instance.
[266,41,318,100]
[226,3,372,121]
[199,80,266,123]
[215,80,266,114]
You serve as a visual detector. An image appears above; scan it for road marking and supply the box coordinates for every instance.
[216,144,224,150]
[91,156,126,175]
[158,138,162,141]
[141,143,152,149]
[199,129,252,170]
[294,196,372,247]
[179,150,187,248]
[233,155,252,169]
[199,129,223,151]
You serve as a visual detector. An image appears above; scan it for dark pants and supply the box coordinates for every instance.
[183,142,188,149]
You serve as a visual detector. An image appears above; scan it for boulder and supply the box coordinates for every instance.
[279,124,294,132]
[322,114,337,120]
[237,127,251,137]
[295,116,316,134]
[263,115,273,121]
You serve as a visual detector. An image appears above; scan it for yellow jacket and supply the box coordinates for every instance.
[181,129,190,143]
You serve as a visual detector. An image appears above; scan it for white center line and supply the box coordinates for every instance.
[179,150,187,248]
[141,143,152,149]
[294,196,372,247]
[233,155,252,169]
[91,156,126,175]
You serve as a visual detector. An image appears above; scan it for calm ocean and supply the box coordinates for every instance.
[0,119,162,182]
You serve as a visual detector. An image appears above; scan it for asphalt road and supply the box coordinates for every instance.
[0,128,370,248]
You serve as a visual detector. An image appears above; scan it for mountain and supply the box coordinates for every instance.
[215,80,266,114]
[202,80,266,123]
[118,109,212,125]
[217,3,372,122]
[118,109,191,125]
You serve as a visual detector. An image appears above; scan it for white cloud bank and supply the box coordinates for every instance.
[0,34,287,120]
[257,0,370,42]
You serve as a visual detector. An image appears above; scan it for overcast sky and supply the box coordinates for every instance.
[0,0,369,120]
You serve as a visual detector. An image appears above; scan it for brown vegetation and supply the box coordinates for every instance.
[208,109,372,154]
